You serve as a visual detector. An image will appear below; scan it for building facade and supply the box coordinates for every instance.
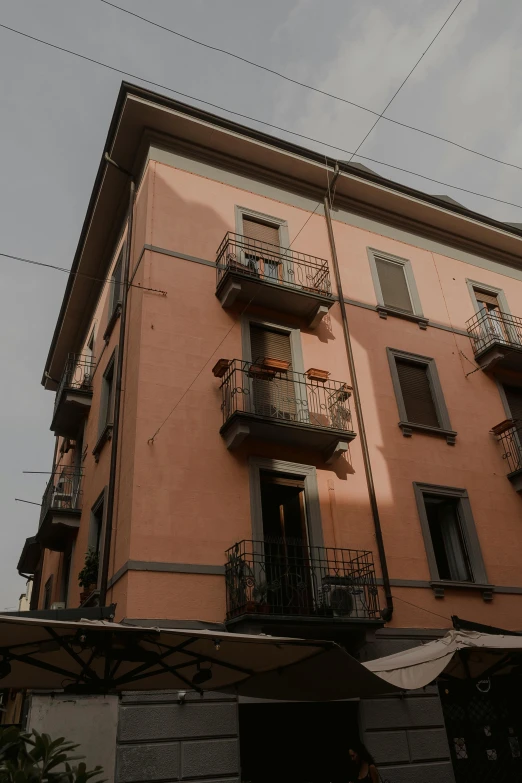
[16,83,522,783]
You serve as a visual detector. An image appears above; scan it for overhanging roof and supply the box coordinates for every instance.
[43,82,522,386]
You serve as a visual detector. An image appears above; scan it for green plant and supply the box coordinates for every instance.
[78,549,99,590]
[0,726,105,782]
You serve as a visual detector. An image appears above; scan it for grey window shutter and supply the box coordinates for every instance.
[243,218,280,248]
[396,359,440,427]
[249,326,296,419]
[375,257,413,312]
[504,385,522,424]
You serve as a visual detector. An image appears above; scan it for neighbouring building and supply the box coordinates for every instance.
[15,82,522,783]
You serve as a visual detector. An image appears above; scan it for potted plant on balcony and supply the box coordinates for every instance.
[78,548,99,604]
[252,582,271,614]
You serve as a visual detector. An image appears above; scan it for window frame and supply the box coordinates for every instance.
[387,348,456,444]
[367,248,427,328]
[413,482,491,599]
[103,250,124,341]
[466,278,511,317]
[88,488,107,588]
[92,348,118,461]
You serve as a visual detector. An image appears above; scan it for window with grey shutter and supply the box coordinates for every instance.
[387,348,455,443]
[396,359,440,427]
[249,325,296,420]
[375,257,413,313]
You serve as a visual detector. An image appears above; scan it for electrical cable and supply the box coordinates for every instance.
[0,251,166,295]
[345,0,464,164]
[2,22,522,211]
[98,0,522,174]
[391,593,453,622]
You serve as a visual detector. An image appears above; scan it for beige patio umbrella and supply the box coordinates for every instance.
[364,629,522,690]
[0,614,397,700]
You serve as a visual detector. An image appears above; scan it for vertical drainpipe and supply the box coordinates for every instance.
[323,184,393,622]
[99,161,135,607]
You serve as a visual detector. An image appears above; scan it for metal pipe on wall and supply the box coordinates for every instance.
[99,173,135,606]
[323,192,393,621]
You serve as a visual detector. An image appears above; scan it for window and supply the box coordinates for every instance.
[110,253,123,319]
[249,324,296,420]
[93,350,117,460]
[243,217,281,280]
[367,249,425,326]
[387,348,455,443]
[100,352,116,432]
[43,575,53,610]
[413,484,489,597]
[90,491,105,557]
[424,495,472,582]
[503,384,522,424]
[61,547,72,606]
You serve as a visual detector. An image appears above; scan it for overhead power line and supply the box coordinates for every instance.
[1,22,521,214]
[0,251,167,295]
[345,0,464,164]
[99,0,522,174]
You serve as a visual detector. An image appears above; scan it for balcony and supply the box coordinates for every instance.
[225,539,382,635]
[37,467,83,551]
[50,353,94,437]
[466,311,522,372]
[215,233,333,327]
[215,359,356,461]
[491,419,522,492]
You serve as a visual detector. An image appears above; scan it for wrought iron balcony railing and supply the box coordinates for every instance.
[225,539,381,621]
[466,310,522,356]
[493,421,522,475]
[216,232,332,297]
[39,467,83,528]
[54,353,95,416]
[218,359,353,433]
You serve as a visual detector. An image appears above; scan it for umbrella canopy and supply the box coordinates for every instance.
[364,629,522,690]
[0,615,397,700]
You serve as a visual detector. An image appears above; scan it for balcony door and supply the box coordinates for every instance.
[259,471,313,615]
[249,324,300,422]
[474,289,510,347]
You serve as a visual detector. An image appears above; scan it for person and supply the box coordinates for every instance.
[349,742,379,782]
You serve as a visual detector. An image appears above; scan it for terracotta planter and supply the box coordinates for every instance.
[248,364,276,380]
[306,368,330,382]
[259,357,290,372]
[212,358,231,378]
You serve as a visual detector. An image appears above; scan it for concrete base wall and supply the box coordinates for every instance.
[116,690,239,783]
[359,629,455,783]
[27,693,118,783]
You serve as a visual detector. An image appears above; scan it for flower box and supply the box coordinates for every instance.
[248,364,276,380]
[212,358,232,378]
[306,368,330,382]
[258,357,290,372]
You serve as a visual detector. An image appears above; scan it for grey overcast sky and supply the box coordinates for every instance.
[1,0,522,609]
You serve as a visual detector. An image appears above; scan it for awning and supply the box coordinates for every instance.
[364,629,522,690]
[0,615,398,700]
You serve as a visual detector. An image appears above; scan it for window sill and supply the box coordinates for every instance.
[92,424,113,462]
[399,421,457,445]
[377,305,428,330]
[430,580,494,601]
[103,302,121,342]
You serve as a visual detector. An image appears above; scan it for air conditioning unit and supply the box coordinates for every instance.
[320,576,368,618]
[50,602,65,610]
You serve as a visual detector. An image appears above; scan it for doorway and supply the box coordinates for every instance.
[258,471,313,616]
[239,701,360,783]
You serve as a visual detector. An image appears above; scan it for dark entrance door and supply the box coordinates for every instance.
[440,676,522,783]
[239,701,359,783]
